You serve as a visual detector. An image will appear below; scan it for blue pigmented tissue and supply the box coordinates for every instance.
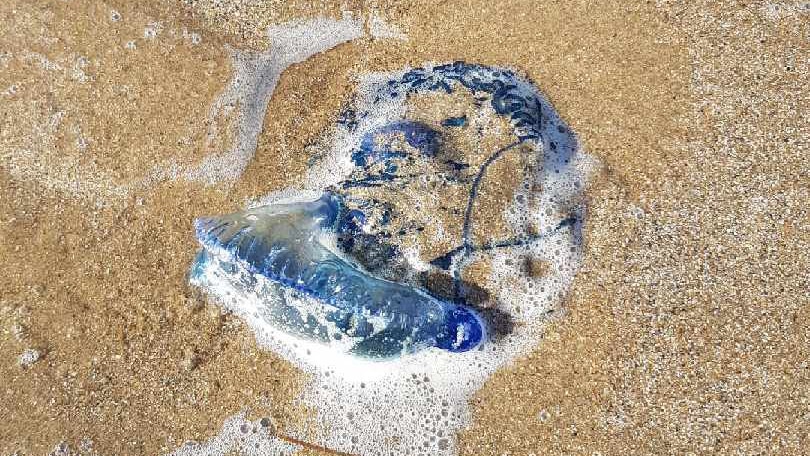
[191,192,485,358]
[441,115,467,127]
[354,121,440,167]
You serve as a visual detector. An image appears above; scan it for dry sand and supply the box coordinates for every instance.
[1,0,807,455]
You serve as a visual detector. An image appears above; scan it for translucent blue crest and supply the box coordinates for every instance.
[192,193,485,357]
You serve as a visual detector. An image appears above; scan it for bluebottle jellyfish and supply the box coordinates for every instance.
[192,193,484,357]
[190,62,585,359]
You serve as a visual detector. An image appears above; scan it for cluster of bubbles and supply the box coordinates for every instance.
[169,413,293,456]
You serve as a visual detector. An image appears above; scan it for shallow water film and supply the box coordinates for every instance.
[2,2,807,456]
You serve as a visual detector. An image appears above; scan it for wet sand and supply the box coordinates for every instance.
[1,0,808,455]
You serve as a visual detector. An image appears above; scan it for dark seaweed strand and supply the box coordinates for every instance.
[429,215,578,271]
[387,65,545,297]
[390,65,547,250]
[450,139,527,296]
[481,215,578,250]
[461,140,527,252]
[341,63,555,298]
[340,172,426,189]
[436,214,578,300]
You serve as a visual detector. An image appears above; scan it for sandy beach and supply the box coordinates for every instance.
[1,1,807,454]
